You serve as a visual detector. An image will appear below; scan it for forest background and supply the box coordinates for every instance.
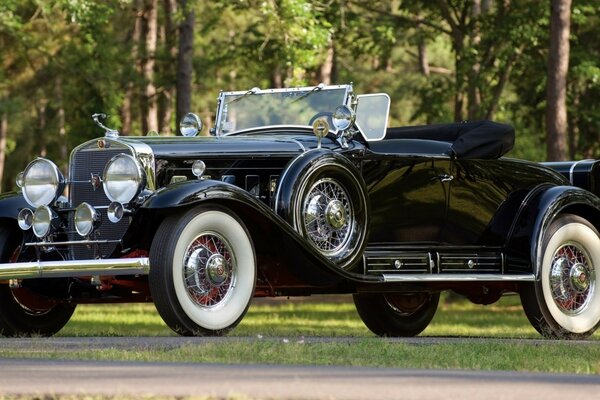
[0,0,598,192]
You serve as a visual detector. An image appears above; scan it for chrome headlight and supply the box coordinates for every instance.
[32,206,55,238]
[74,202,99,236]
[22,159,64,208]
[103,154,145,204]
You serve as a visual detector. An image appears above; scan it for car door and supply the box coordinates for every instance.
[362,151,451,245]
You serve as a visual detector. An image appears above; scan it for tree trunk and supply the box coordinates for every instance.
[121,1,143,135]
[0,109,7,193]
[317,40,335,84]
[56,77,67,169]
[546,0,571,161]
[417,39,430,76]
[159,0,177,134]
[176,0,195,134]
[38,102,47,158]
[140,0,159,135]
[467,0,482,120]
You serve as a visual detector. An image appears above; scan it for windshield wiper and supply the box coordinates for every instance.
[226,87,261,105]
[292,83,325,103]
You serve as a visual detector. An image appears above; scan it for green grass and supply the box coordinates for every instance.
[57,294,562,338]
[2,295,599,374]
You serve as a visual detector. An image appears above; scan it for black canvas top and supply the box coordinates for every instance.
[384,120,515,159]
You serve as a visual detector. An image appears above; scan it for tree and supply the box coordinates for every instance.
[546,0,572,161]
[176,0,194,131]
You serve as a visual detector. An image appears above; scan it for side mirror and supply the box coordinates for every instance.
[179,113,203,137]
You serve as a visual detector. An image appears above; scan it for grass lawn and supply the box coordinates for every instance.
[1,294,599,374]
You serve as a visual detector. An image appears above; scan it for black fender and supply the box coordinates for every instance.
[0,192,29,223]
[135,178,379,290]
[273,148,370,270]
[505,185,600,278]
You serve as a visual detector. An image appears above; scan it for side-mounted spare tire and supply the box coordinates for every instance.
[275,150,369,270]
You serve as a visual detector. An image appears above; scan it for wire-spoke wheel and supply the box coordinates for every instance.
[149,206,255,336]
[0,225,75,337]
[521,214,600,338]
[286,153,368,270]
[353,292,440,337]
[303,178,353,257]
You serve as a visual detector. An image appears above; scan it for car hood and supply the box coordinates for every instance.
[117,134,331,159]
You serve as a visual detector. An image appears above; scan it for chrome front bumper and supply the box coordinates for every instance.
[0,258,150,280]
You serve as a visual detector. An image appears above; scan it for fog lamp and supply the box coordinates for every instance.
[17,208,34,230]
[32,206,55,238]
[74,202,99,236]
[107,201,124,223]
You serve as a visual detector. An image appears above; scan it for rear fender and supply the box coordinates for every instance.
[506,185,600,278]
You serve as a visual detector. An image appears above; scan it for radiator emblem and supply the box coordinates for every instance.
[90,173,102,191]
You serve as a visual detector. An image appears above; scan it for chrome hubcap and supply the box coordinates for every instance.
[206,254,229,287]
[183,232,236,308]
[549,243,595,315]
[325,200,346,229]
[303,178,353,255]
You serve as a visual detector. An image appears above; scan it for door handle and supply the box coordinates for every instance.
[439,174,454,182]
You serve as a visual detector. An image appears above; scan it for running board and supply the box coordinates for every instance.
[0,258,150,280]
[382,273,535,282]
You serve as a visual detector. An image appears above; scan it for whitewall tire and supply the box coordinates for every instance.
[521,214,600,338]
[149,206,256,336]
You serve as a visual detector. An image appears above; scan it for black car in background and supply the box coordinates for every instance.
[1,84,599,339]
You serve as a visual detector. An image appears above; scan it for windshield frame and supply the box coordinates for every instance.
[214,84,353,136]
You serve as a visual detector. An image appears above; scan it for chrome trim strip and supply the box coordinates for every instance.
[25,239,121,247]
[568,159,594,185]
[0,257,150,280]
[382,273,535,282]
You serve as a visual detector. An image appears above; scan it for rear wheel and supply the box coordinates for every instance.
[149,206,256,336]
[520,214,600,339]
[353,292,440,337]
[0,225,75,337]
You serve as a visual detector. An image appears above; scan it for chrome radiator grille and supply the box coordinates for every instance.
[68,145,132,260]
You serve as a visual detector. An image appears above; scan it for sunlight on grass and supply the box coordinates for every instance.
[3,294,599,374]
[60,294,594,339]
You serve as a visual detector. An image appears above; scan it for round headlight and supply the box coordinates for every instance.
[75,202,99,236]
[22,159,64,208]
[32,206,54,239]
[103,154,145,204]
[192,160,206,178]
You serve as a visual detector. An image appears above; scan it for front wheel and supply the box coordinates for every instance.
[149,206,256,336]
[353,292,440,337]
[0,225,75,337]
[521,214,600,339]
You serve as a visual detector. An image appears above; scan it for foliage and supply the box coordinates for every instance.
[1,0,599,188]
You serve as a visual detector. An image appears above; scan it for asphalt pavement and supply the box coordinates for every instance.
[1,337,599,399]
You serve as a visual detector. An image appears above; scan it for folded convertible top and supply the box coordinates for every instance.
[385,120,515,159]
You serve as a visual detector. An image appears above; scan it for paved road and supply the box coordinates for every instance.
[1,358,600,400]
[1,337,599,399]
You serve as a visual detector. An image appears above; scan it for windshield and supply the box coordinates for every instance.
[215,85,351,135]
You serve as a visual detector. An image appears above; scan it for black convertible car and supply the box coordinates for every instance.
[1,84,599,339]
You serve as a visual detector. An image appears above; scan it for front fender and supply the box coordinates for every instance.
[0,192,29,220]
[506,185,600,278]
[141,179,251,209]
[138,179,379,289]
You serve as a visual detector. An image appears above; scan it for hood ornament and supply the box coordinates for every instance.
[92,113,119,138]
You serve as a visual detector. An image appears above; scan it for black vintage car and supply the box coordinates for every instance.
[1,84,599,339]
